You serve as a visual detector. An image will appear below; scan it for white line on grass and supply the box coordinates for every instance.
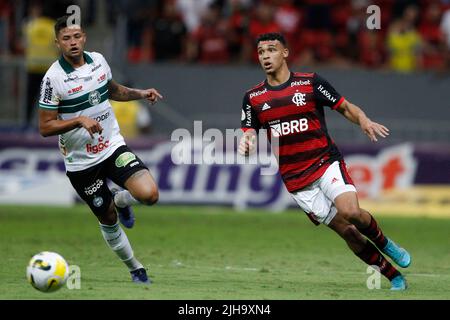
[156,261,447,278]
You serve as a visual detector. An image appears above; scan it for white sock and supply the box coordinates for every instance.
[114,190,139,208]
[99,222,143,271]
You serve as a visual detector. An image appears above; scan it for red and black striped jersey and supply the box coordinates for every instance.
[241,72,345,192]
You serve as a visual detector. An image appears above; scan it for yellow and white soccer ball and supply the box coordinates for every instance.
[26,251,69,292]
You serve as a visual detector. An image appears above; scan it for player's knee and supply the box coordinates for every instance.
[145,189,159,205]
[340,206,363,225]
[134,186,159,205]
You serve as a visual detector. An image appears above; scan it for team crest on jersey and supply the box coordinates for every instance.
[89,90,101,105]
[292,92,306,107]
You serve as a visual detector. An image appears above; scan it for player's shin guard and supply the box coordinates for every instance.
[99,222,143,271]
[355,241,401,281]
[113,190,140,208]
[357,214,388,250]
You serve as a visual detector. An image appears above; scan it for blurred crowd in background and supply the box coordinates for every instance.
[1,0,450,73]
[1,0,450,133]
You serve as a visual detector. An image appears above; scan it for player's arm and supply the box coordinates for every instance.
[239,129,257,156]
[38,75,102,138]
[239,94,260,156]
[313,73,389,142]
[39,109,103,139]
[108,80,163,104]
[336,99,390,142]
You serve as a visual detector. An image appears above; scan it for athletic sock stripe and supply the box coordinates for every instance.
[385,267,397,279]
[359,215,388,249]
[100,223,120,233]
[356,241,401,281]
[368,253,379,264]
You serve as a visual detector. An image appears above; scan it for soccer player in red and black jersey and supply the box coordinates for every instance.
[239,33,411,290]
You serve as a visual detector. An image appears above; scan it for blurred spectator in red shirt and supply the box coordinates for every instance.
[187,3,230,63]
[418,2,445,70]
[225,0,252,62]
[0,1,11,55]
[245,1,281,63]
[274,0,302,60]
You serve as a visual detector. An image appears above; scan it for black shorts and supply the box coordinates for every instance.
[66,145,148,216]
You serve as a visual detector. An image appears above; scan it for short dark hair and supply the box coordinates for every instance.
[54,15,83,36]
[256,33,287,47]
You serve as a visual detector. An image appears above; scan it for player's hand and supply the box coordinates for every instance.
[141,88,163,105]
[238,131,257,156]
[360,119,389,142]
[78,116,103,139]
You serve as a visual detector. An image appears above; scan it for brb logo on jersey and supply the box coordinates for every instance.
[88,90,101,106]
[270,118,309,137]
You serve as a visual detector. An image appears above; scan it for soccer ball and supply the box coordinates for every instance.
[26,251,69,292]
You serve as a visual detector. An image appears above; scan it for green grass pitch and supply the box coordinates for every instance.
[0,205,449,299]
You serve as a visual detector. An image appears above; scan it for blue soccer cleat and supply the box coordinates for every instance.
[111,188,135,229]
[130,268,152,284]
[390,274,408,291]
[382,238,411,268]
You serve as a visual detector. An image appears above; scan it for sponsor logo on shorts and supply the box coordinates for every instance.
[84,179,104,196]
[115,152,136,168]
[129,161,139,167]
[93,196,103,207]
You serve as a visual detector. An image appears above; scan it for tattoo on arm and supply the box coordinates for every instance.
[109,80,142,101]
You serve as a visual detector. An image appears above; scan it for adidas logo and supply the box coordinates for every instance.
[262,103,271,111]
[331,177,339,184]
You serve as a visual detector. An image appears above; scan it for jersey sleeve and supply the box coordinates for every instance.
[101,54,113,81]
[313,73,345,110]
[241,93,261,131]
[38,74,61,111]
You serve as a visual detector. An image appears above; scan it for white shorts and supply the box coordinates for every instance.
[291,161,356,225]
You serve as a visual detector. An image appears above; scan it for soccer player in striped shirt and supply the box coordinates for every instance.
[38,16,163,284]
[239,33,411,290]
